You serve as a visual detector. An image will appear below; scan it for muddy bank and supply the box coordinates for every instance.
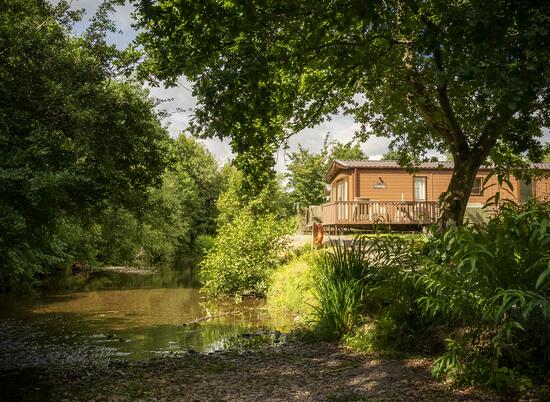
[99,266,157,275]
[6,340,498,402]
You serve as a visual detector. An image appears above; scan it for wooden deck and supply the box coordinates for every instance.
[320,201,440,227]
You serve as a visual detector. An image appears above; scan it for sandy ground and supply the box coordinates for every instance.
[19,340,500,402]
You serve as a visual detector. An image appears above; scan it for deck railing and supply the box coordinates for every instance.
[321,200,440,225]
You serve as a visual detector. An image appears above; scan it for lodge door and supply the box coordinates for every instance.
[337,179,348,221]
[520,180,532,203]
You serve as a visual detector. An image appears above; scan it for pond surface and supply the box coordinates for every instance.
[0,264,295,370]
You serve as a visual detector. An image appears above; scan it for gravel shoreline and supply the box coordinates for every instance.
[6,340,500,402]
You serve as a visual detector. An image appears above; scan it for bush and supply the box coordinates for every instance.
[308,201,550,396]
[199,211,291,297]
[417,200,550,393]
[194,234,215,256]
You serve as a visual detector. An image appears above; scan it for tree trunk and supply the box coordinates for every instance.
[438,159,479,230]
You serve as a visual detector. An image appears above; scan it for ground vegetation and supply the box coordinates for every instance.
[309,200,550,398]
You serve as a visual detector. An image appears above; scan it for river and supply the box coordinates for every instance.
[0,264,295,371]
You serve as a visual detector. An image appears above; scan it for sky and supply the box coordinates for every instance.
[54,0,547,171]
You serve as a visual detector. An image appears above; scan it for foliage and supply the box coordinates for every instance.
[267,248,317,319]
[381,150,402,161]
[286,145,329,208]
[138,135,224,259]
[0,1,228,290]
[313,239,372,338]
[200,163,294,298]
[170,135,224,243]
[417,200,550,392]
[311,201,550,395]
[327,142,367,166]
[134,0,550,225]
[381,149,440,166]
[194,235,215,256]
[312,235,423,341]
[0,0,172,290]
[67,135,224,268]
[55,218,103,269]
[216,166,293,227]
[200,211,291,297]
[93,208,143,266]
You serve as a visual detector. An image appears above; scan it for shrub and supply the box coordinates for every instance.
[308,201,550,396]
[417,200,550,393]
[199,211,291,297]
[194,234,215,255]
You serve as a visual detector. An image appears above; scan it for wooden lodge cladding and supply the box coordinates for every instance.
[319,160,550,228]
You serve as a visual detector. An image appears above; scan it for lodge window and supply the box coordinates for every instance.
[413,176,427,201]
[471,177,483,195]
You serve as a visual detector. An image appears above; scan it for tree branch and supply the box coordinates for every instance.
[403,0,470,159]
[403,49,456,152]
[433,50,469,157]
[471,101,515,166]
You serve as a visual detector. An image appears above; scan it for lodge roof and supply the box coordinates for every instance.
[325,159,550,182]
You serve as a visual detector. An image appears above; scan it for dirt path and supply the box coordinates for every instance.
[14,340,499,402]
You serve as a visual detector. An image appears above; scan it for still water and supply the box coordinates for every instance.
[0,264,295,370]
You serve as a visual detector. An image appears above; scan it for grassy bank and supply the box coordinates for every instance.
[267,246,318,321]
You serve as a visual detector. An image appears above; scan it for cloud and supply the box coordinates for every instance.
[277,115,391,167]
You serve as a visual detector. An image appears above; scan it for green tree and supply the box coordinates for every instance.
[134,0,550,227]
[216,165,293,226]
[202,164,293,297]
[286,146,328,208]
[382,149,441,164]
[169,135,224,245]
[0,0,169,289]
[92,135,225,265]
[286,139,367,208]
[382,150,402,161]
[200,210,291,297]
[328,142,367,166]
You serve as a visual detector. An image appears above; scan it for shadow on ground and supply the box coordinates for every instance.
[20,341,499,402]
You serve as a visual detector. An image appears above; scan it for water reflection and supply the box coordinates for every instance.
[0,264,295,369]
[75,263,201,291]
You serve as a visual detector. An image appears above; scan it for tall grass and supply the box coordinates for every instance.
[312,235,422,340]
[313,238,370,338]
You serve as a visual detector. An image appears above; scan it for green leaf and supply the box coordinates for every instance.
[536,268,550,290]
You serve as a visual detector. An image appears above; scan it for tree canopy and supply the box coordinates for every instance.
[0,0,170,289]
[134,0,550,225]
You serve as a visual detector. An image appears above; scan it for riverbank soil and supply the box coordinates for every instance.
[6,341,498,402]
